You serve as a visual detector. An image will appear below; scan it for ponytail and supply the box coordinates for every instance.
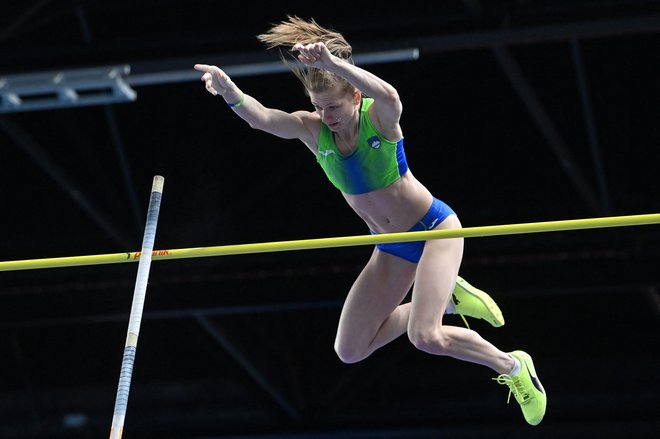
[257,15,355,95]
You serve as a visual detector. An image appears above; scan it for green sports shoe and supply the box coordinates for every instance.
[494,350,547,426]
[451,276,505,328]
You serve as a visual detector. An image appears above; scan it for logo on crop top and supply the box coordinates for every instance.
[367,136,381,149]
[318,149,335,156]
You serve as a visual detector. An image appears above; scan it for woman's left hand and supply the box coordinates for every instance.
[292,42,332,67]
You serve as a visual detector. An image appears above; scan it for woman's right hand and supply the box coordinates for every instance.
[194,64,232,96]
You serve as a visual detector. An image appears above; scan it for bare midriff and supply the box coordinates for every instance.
[342,171,434,234]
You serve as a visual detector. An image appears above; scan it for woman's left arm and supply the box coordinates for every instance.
[294,43,403,139]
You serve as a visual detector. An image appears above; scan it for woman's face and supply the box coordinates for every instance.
[308,87,359,132]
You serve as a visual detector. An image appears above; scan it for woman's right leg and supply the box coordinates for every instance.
[334,249,417,364]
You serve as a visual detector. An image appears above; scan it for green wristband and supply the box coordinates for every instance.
[227,93,245,108]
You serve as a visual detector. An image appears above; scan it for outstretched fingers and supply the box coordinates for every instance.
[194,63,212,72]
[194,64,224,96]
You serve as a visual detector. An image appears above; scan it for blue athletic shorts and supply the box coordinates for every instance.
[373,197,456,263]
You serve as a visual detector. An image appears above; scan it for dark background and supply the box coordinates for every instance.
[1,1,659,438]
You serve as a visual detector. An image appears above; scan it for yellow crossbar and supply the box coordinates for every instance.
[1,213,659,272]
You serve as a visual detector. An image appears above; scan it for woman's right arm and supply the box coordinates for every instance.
[194,64,317,147]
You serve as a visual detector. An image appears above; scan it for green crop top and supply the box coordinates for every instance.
[316,98,409,195]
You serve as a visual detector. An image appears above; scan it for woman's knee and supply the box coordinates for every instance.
[407,326,452,355]
[334,337,367,364]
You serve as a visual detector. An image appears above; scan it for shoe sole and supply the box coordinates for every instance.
[456,277,505,327]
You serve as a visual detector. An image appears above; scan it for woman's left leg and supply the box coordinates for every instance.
[407,215,514,374]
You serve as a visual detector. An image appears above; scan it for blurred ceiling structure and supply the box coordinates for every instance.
[1,1,659,438]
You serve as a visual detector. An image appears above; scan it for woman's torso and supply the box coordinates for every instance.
[342,171,434,234]
[301,98,438,233]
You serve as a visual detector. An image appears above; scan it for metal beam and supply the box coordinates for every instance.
[195,314,302,421]
[0,65,136,113]
[491,46,602,214]
[0,116,132,247]
[72,1,143,235]
[2,279,657,329]
[419,13,660,53]
[0,0,53,43]
[121,13,660,89]
[104,102,142,235]
[2,13,659,110]
[570,38,612,213]
[0,301,342,330]
[108,13,660,91]
[125,48,420,88]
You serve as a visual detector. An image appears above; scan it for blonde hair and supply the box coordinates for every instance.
[257,15,356,96]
